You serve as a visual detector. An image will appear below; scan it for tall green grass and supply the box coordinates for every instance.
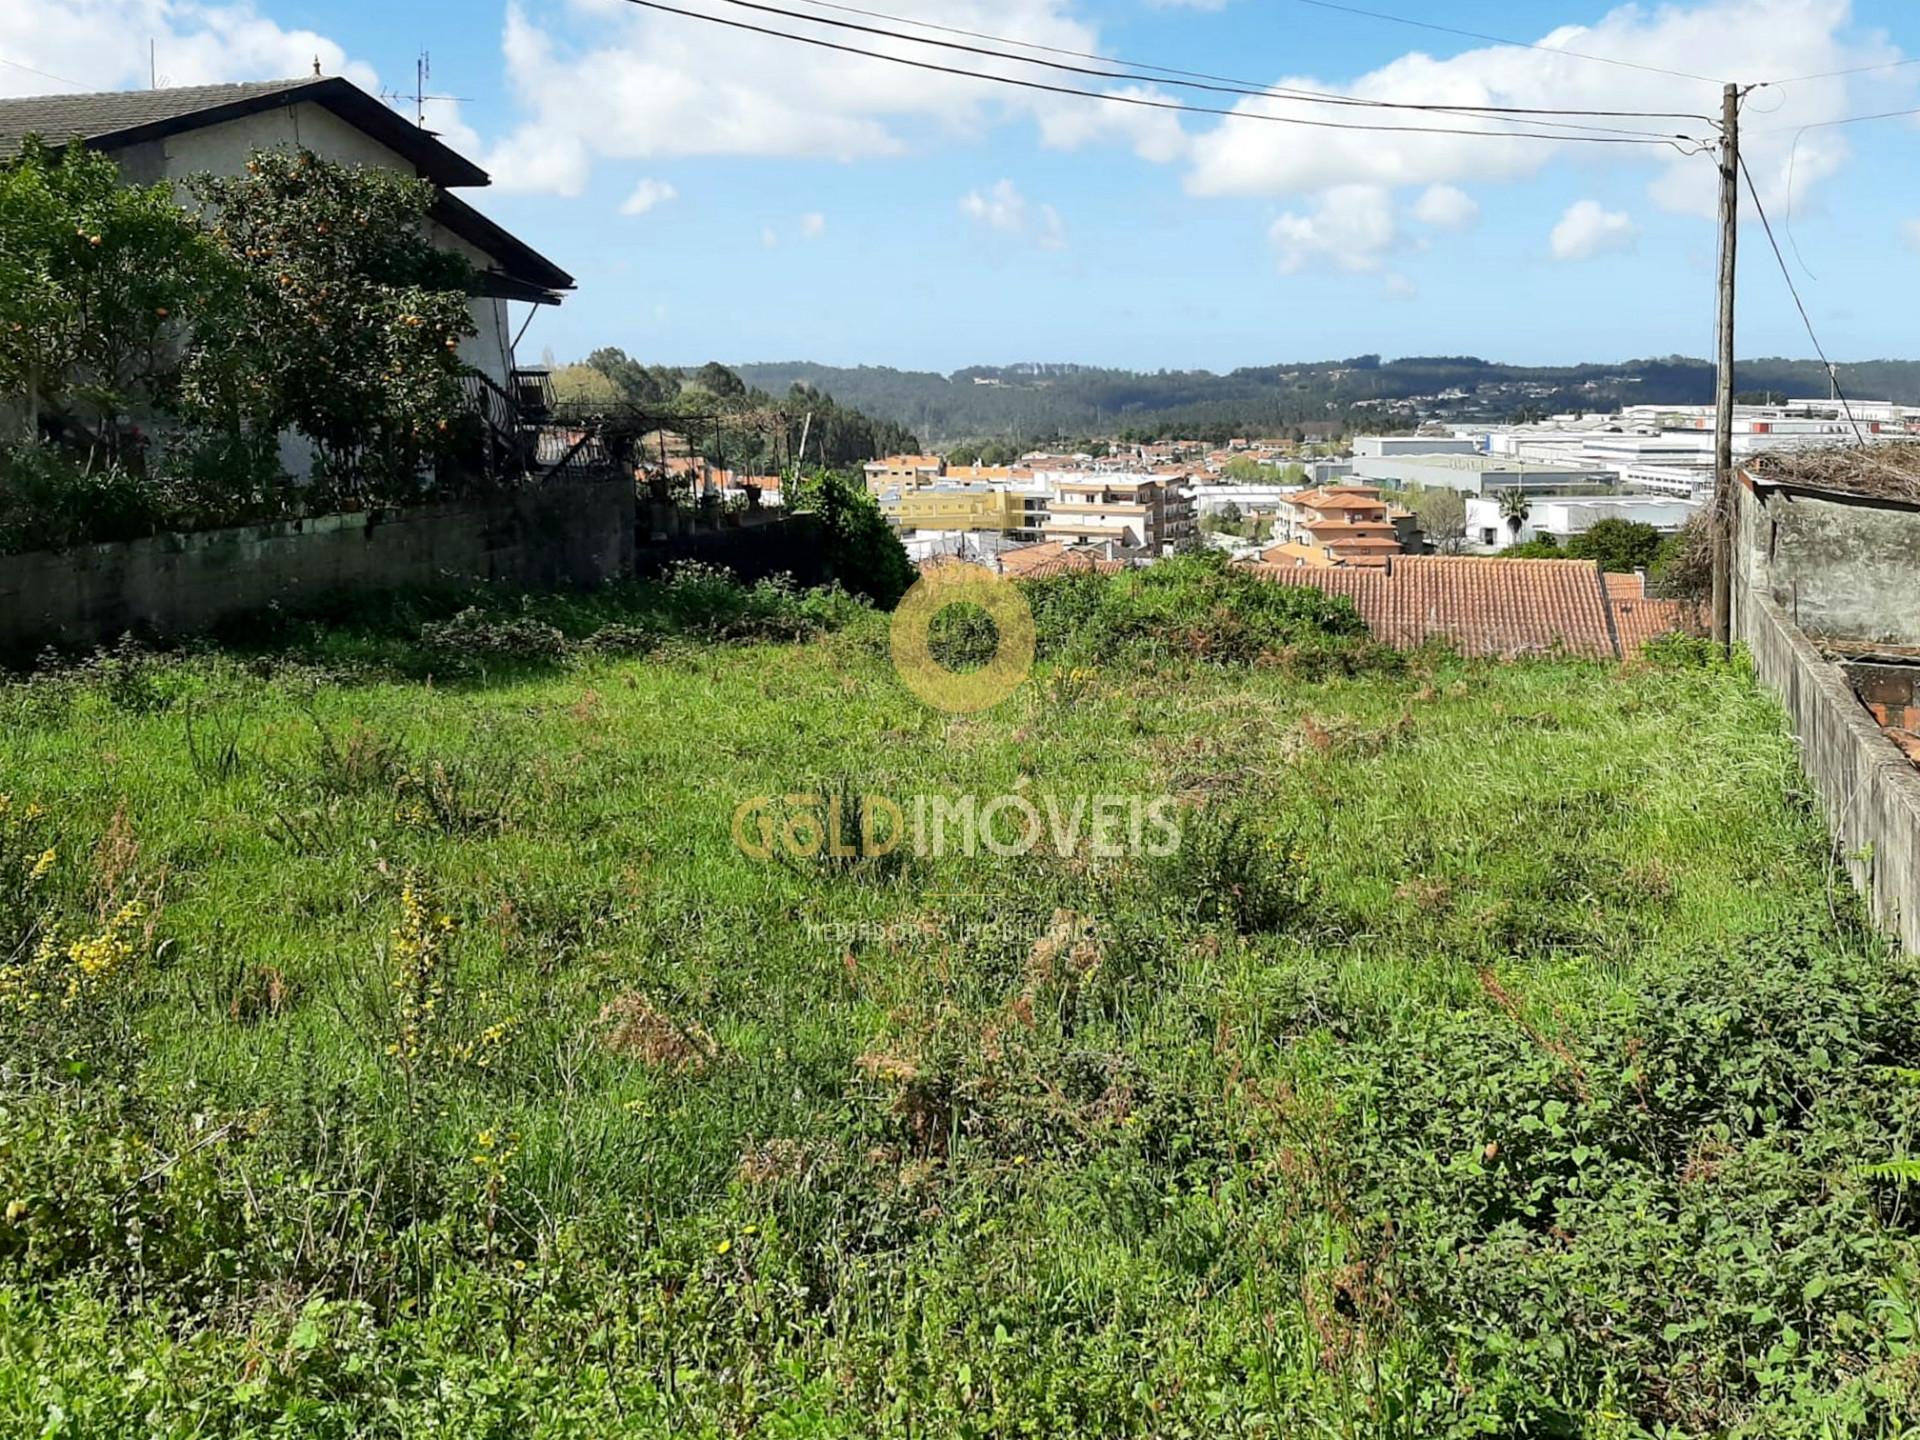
[0,571,1913,1437]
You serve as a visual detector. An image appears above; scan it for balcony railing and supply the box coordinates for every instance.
[457,368,611,484]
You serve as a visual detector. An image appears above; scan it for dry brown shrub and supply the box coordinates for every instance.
[1024,909,1101,988]
[597,992,716,1071]
[1394,876,1454,911]
[737,1137,838,1187]
[228,965,292,1024]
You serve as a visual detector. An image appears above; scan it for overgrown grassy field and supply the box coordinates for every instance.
[1,564,1917,1438]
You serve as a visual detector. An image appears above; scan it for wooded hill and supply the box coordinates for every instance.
[726,355,1920,446]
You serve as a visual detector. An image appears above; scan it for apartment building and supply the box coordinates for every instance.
[1041,474,1194,553]
[1264,485,1413,568]
[862,454,945,493]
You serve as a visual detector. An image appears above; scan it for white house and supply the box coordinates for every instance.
[1465,494,1702,553]
[0,76,572,451]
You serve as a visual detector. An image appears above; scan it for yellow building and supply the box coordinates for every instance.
[885,485,1025,533]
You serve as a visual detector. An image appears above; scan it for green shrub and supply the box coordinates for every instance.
[417,607,570,673]
[0,443,162,553]
[1025,551,1378,670]
[788,470,914,607]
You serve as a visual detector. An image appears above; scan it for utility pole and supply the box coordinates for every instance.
[1710,81,1740,652]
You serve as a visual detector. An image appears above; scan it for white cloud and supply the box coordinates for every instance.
[1269,183,1398,273]
[800,211,827,239]
[1182,0,1898,221]
[0,0,376,97]
[1904,219,1920,251]
[486,0,1170,195]
[0,2,492,162]
[960,179,1066,249]
[1550,199,1639,260]
[760,225,779,249]
[1384,272,1418,298]
[1411,183,1479,230]
[620,177,677,216]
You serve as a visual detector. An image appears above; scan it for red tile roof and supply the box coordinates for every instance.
[1610,596,1697,652]
[1252,556,1625,659]
[998,541,1124,578]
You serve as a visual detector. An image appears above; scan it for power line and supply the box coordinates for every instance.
[1736,150,1864,445]
[780,0,1713,124]
[1291,0,1727,86]
[0,55,89,90]
[710,0,1705,141]
[1753,104,1920,136]
[623,0,1714,151]
[1761,55,1920,87]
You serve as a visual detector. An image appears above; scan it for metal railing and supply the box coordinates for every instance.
[456,369,613,485]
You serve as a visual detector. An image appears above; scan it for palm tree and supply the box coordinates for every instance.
[1497,487,1532,540]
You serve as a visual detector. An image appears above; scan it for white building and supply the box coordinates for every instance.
[1352,453,1618,495]
[1188,481,1307,514]
[1465,494,1702,553]
[1353,435,1481,458]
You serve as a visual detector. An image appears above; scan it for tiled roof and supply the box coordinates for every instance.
[999,541,1123,578]
[1252,556,1623,659]
[0,80,298,155]
[0,77,490,188]
[1301,519,1397,535]
[1610,596,1696,652]
[1323,537,1402,552]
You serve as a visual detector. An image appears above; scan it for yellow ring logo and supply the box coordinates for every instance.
[889,564,1036,713]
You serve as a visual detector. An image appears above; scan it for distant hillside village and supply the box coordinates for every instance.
[855,393,1914,576]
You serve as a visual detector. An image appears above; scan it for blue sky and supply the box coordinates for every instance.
[5,0,1918,372]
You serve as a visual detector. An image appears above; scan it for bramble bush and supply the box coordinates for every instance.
[1025,550,1384,671]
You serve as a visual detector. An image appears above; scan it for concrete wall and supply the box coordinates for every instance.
[1738,476,1920,647]
[634,513,828,588]
[0,478,634,656]
[1737,587,1920,955]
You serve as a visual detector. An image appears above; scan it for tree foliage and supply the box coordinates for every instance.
[1496,487,1532,535]
[185,149,476,499]
[1414,487,1467,554]
[1564,518,1665,573]
[0,138,218,451]
[788,468,914,607]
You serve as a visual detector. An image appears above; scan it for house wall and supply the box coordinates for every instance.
[0,478,635,656]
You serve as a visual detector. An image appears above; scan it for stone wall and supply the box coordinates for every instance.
[1737,474,1920,647]
[0,478,635,656]
[1735,482,1920,955]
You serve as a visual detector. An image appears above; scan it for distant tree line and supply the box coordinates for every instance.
[553,350,919,469]
[720,355,1920,449]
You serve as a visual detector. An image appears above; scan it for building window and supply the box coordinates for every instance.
[1480,528,1497,545]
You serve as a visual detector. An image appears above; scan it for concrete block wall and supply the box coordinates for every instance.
[0,478,636,655]
[1739,585,1920,956]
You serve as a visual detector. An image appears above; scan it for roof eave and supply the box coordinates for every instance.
[83,77,490,189]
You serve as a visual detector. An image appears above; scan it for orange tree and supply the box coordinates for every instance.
[0,137,217,454]
[185,149,476,503]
